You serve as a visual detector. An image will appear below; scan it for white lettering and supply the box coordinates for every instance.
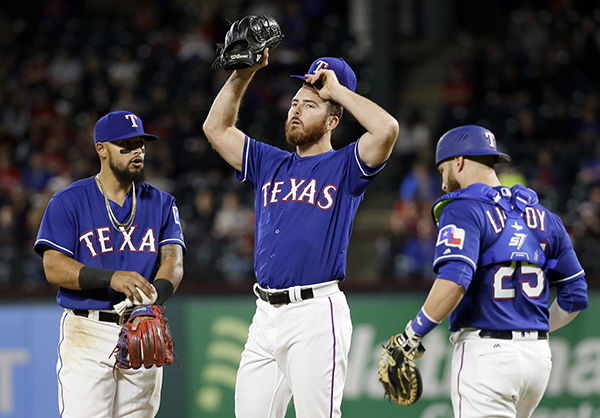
[79,231,97,257]
[525,207,538,229]
[317,185,337,209]
[0,349,30,413]
[138,228,157,252]
[125,114,139,128]
[298,179,317,205]
[536,208,547,231]
[568,339,600,395]
[494,206,506,228]
[281,178,306,201]
[261,182,271,208]
[96,227,113,253]
[118,226,137,252]
[269,181,285,203]
[485,209,502,233]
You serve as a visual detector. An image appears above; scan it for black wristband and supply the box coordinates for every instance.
[78,266,114,290]
[153,278,174,305]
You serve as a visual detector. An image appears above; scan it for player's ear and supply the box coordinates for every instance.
[96,142,107,158]
[455,156,465,171]
[327,115,339,131]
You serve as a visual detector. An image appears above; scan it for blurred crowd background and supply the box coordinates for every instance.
[1,0,599,294]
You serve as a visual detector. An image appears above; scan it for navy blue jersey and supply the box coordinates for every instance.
[34,177,186,309]
[236,136,384,288]
[431,184,586,332]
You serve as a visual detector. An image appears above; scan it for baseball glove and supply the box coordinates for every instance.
[378,334,424,406]
[212,14,284,70]
[111,305,175,370]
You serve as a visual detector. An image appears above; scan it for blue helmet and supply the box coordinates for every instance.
[435,125,511,166]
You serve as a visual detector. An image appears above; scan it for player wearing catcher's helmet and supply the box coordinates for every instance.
[380,125,588,416]
[205,15,399,418]
[34,111,185,417]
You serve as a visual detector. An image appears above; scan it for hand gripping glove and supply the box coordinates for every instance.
[212,14,284,70]
[111,305,175,370]
[378,325,425,406]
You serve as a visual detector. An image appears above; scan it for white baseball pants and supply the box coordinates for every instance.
[57,309,163,418]
[235,286,352,418]
[450,329,552,418]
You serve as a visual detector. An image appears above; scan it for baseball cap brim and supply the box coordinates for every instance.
[102,132,158,143]
[291,74,325,90]
[290,75,308,82]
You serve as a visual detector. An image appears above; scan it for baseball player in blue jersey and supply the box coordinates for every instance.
[34,110,185,417]
[204,49,398,417]
[385,125,588,417]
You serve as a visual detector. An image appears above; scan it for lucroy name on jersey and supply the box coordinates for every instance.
[485,206,547,234]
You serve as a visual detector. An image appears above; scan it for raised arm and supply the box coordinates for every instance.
[304,69,399,167]
[203,51,269,171]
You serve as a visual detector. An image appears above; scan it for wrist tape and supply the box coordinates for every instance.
[78,266,114,290]
[153,278,174,305]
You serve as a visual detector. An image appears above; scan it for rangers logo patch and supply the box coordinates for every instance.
[436,224,465,250]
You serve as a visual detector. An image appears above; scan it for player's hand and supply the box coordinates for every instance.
[130,314,152,331]
[236,48,269,77]
[110,271,155,303]
[396,321,426,359]
[304,68,342,101]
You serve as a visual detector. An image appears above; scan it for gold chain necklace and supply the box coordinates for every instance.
[95,174,136,232]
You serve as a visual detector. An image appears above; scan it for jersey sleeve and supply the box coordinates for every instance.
[235,136,289,186]
[159,196,186,252]
[432,201,481,278]
[546,212,587,311]
[345,141,387,196]
[34,194,77,257]
[546,213,585,284]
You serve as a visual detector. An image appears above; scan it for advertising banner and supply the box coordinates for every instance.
[182,294,600,418]
[0,304,62,418]
[1,294,598,417]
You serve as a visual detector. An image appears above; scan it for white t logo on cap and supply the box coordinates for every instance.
[313,60,329,73]
[485,132,496,149]
[125,114,139,128]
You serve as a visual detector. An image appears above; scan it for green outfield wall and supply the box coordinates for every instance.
[1,293,596,418]
[156,293,600,418]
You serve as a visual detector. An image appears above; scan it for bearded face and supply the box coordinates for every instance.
[445,170,461,193]
[106,139,146,183]
[438,160,461,193]
[285,113,329,147]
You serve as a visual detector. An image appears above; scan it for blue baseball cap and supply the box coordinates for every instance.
[94,110,158,144]
[291,57,357,92]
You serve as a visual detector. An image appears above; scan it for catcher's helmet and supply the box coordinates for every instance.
[435,125,511,166]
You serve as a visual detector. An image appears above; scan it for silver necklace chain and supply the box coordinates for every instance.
[95,174,136,232]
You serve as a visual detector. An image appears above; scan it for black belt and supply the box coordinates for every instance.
[479,330,548,340]
[256,287,314,305]
[73,309,131,325]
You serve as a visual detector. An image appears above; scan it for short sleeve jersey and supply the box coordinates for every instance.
[432,184,585,331]
[236,136,384,288]
[34,177,186,309]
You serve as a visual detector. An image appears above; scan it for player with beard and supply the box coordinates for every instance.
[34,110,185,417]
[386,125,587,417]
[204,51,398,417]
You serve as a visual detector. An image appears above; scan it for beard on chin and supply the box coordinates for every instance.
[285,118,328,147]
[108,157,145,184]
[445,174,461,193]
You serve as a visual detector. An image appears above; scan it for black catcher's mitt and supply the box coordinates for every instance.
[378,334,424,406]
[212,14,284,70]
